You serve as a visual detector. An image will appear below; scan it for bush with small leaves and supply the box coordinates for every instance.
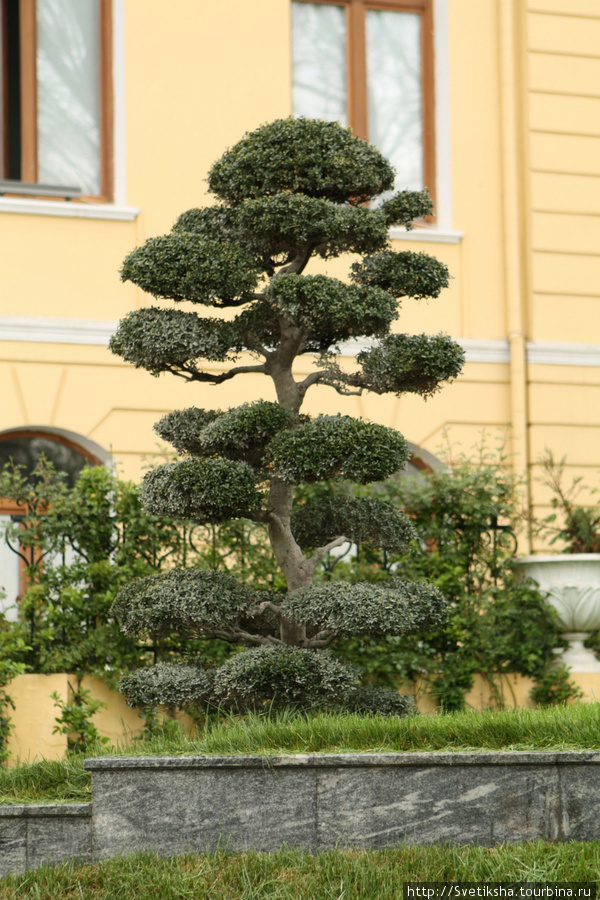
[266,275,397,345]
[231,194,391,260]
[213,646,359,712]
[154,408,221,455]
[344,684,417,718]
[379,190,434,228]
[351,250,449,300]
[120,233,262,305]
[266,415,410,485]
[141,458,261,522]
[112,569,258,639]
[208,117,395,204]
[109,307,242,375]
[355,333,466,397]
[120,662,212,710]
[282,580,447,638]
[197,402,298,470]
[291,495,416,553]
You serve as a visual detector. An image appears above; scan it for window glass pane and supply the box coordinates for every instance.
[0,516,20,622]
[366,9,423,194]
[36,0,101,194]
[0,436,91,488]
[292,2,347,126]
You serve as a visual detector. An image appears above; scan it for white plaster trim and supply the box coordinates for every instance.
[3,318,600,369]
[338,337,509,362]
[388,226,464,244]
[459,339,511,364]
[0,316,119,345]
[0,198,138,220]
[526,341,600,367]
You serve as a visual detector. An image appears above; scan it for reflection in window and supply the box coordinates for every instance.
[37,0,102,194]
[366,9,422,193]
[292,2,347,126]
[291,0,433,197]
[0,435,92,488]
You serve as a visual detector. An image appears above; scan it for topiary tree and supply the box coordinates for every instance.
[110,117,465,715]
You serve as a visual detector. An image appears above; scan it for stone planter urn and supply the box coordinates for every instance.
[515,554,600,672]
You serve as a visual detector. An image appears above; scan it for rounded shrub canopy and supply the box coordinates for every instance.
[120,662,211,710]
[112,568,258,638]
[266,274,397,344]
[266,415,410,484]
[208,118,395,205]
[141,458,261,522]
[356,333,466,398]
[291,495,417,553]
[197,401,299,470]
[282,579,448,638]
[120,233,262,306]
[213,645,358,711]
[109,307,241,375]
[351,250,450,300]
[154,407,221,455]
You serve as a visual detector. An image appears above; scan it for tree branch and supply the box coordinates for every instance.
[318,377,365,397]
[179,363,269,385]
[305,630,336,649]
[208,625,283,647]
[277,244,314,277]
[256,600,283,619]
[298,370,325,395]
[309,534,349,567]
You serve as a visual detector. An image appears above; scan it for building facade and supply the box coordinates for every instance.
[1,0,599,608]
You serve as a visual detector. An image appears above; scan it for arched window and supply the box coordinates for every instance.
[0,427,109,619]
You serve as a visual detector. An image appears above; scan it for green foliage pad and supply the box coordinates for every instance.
[109,117,466,716]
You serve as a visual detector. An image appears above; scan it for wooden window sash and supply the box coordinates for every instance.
[1,0,113,201]
[18,0,35,181]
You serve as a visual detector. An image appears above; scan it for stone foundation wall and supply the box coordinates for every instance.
[0,804,91,876]
[3,751,600,876]
[85,752,600,858]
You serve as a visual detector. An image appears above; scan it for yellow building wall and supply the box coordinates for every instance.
[0,0,598,522]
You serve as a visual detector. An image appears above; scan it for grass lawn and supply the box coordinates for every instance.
[2,702,600,806]
[1,844,599,899]
[2,705,600,895]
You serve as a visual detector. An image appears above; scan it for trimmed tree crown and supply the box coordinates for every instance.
[110,117,464,715]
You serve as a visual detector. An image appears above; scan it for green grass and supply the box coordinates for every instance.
[2,703,600,806]
[1,844,600,899]
[0,755,91,805]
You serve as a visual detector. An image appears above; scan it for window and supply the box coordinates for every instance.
[0,427,107,620]
[292,0,435,203]
[0,0,112,200]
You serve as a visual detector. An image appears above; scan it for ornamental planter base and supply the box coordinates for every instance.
[515,554,600,673]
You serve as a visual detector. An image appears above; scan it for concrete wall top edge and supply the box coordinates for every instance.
[0,804,91,817]
[84,751,600,770]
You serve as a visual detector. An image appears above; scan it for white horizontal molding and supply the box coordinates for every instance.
[388,226,464,244]
[339,337,510,364]
[0,198,138,221]
[0,316,119,345]
[526,341,600,367]
[459,339,511,364]
[2,318,600,369]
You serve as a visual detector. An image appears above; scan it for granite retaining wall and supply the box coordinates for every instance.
[85,752,600,858]
[3,752,600,875]
[0,804,92,876]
